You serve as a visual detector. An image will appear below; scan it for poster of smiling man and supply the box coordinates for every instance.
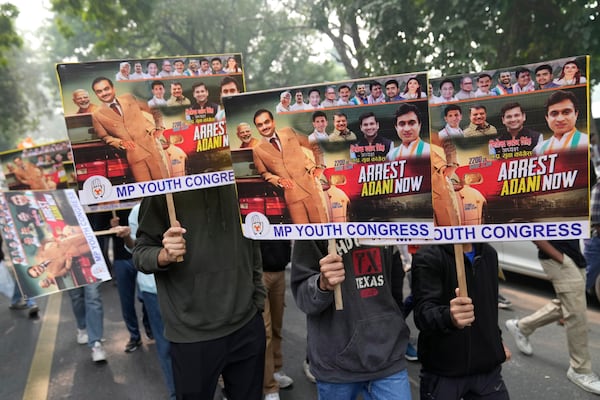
[56,54,245,205]
[428,55,590,243]
[223,73,434,240]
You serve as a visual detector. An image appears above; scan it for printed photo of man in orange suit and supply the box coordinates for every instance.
[91,76,169,182]
[251,109,328,224]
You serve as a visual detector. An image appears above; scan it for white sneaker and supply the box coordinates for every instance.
[505,319,533,355]
[273,370,294,388]
[264,393,280,400]
[77,329,88,345]
[302,359,316,383]
[91,341,106,363]
[567,367,600,394]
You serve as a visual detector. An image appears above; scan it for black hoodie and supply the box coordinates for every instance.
[412,243,506,377]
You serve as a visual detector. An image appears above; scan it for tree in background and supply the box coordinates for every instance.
[47,0,346,90]
[0,3,43,149]
[45,0,600,86]
[2,0,600,145]
[299,0,600,83]
[0,3,21,65]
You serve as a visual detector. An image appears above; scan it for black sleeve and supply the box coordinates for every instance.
[390,249,405,313]
[411,246,456,334]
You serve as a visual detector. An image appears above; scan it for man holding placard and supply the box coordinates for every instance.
[133,187,266,399]
[412,241,510,399]
[291,239,412,399]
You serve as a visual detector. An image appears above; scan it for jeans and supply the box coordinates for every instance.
[68,282,104,347]
[113,258,141,341]
[11,284,36,307]
[317,369,411,400]
[140,290,175,400]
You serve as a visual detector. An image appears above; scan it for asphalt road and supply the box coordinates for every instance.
[1,269,600,399]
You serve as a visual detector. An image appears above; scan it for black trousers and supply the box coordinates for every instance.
[171,312,266,400]
[420,365,510,400]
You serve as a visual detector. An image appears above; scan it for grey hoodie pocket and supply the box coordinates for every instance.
[335,313,408,372]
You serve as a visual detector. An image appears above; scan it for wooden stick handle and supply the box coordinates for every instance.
[444,170,468,297]
[327,239,343,310]
[166,193,183,262]
[454,243,468,297]
[94,228,117,236]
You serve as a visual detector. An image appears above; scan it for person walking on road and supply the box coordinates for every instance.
[133,186,266,399]
[505,239,600,395]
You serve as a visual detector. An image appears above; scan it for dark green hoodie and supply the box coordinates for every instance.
[133,185,265,342]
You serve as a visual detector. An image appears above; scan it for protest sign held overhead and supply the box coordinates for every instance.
[427,55,590,243]
[223,74,434,240]
[56,54,245,205]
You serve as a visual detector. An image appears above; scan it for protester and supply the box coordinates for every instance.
[133,187,266,399]
[292,239,411,399]
[506,240,600,395]
[261,240,293,400]
[412,242,510,399]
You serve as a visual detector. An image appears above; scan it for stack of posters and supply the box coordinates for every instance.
[224,56,590,242]
[0,190,110,298]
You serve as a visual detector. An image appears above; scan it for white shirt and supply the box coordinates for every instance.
[290,102,313,111]
[308,130,329,144]
[438,125,464,140]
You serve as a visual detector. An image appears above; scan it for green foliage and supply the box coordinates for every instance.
[311,0,600,83]
[0,3,45,149]
[47,0,347,90]
[8,0,600,148]
[276,0,598,85]
[0,3,22,66]
[50,0,154,53]
[0,46,39,149]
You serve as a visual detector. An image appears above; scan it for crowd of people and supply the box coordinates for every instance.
[430,59,587,105]
[114,56,242,82]
[276,77,427,113]
[3,55,597,400]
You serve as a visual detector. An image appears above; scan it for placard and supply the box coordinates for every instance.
[0,189,110,298]
[56,54,245,204]
[223,74,434,239]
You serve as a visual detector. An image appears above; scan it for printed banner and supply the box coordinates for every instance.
[0,189,110,299]
[0,140,75,191]
[56,54,245,204]
[424,55,590,243]
[223,74,434,240]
